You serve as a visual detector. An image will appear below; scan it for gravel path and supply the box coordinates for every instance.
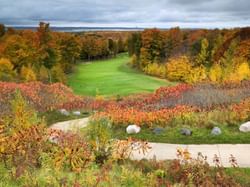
[50,117,89,132]
[50,117,250,167]
[131,143,250,167]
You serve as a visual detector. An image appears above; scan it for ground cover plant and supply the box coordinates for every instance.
[0,92,249,186]
[1,80,250,144]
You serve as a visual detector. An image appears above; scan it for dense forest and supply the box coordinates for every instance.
[128,27,250,83]
[1,22,250,84]
[0,22,127,83]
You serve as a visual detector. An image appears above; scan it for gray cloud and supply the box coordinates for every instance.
[0,0,249,28]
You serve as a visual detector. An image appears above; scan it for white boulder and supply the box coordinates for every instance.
[239,122,250,132]
[59,109,70,116]
[73,111,81,116]
[126,125,141,134]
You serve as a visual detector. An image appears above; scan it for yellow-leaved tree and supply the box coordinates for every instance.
[51,64,67,83]
[129,54,138,67]
[209,64,223,82]
[236,62,250,80]
[187,65,207,83]
[38,65,49,83]
[224,57,250,82]
[166,56,192,82]
[20,66,37,82]
[0,58,16,81]
[143,63,166,78]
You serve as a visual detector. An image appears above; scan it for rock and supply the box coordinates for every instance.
[72,111,81,116]
[211,127,222,135]
[126,125,141,134]
[59,109,70,116]
[153,127,164,135]
[239,121,250,132]
[180,128,192,136]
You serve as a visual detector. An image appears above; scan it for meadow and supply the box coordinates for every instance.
[68,53,172,96]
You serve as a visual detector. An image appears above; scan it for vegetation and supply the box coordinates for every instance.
[0,22,127,83]
[112,125,250,144]
[0,23,250,186]
[0,93,248,186]
[68,53,172,96]
[128,27,250,83]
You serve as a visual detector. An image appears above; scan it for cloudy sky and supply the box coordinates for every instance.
[0,0,249,28]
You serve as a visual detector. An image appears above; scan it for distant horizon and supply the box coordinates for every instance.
[5,24,250,31]
[1,0,250,30]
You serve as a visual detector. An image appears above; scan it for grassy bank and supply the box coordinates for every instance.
[112,125,250,144]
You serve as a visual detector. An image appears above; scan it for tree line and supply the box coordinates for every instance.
[0,22,127,83]
[128,27,250,83]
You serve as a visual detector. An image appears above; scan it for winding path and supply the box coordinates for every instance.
[50,117,250,167]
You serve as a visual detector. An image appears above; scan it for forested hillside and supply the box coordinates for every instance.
[128,27,250,83]
[0,22,127,83]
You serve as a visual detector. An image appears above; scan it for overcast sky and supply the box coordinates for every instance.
[0,0,249,28]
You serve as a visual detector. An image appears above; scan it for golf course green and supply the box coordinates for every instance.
[68,53,173,96]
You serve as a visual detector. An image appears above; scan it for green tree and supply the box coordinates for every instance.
[60,35,81,73]
[0,23,5,37]
[108,38,118,57]
[117,37,125,53]
[211,34,223,62]
[43,48,58,83]
[195,38,210,66]
[127,32,141,57]
[140,29,165,68]
[3,35,33,73]
[51,64,67,83]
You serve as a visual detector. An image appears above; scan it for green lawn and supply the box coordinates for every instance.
[68,53,173,96]
[112,125,250,144]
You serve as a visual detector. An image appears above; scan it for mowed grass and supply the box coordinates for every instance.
[112,125,250,144]
[68,53,173,96]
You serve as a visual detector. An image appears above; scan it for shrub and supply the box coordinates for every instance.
[96,105,195,127]
[0,82,82,114]
[0,58,16,81]
[2,90,41,132]
[49,129,92,172]
[0,92,48,178]
[187,65,207,83]
[235,62,250,81]
[143,62,166,78]
[168,149,239,186]
[209,64,223,82]
[170,112,198,127]
[20,66,37,82]
[51,64,67,83]
[84,118,113,165]
[166,56,192,82]
[129,54,138,67]
[1,125,48,178]
[38,65,49,83]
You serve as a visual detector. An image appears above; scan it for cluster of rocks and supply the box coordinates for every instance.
[59,109,82,116]
[125,121,250,136]
[125,125,225,136]
[180,127,222,136]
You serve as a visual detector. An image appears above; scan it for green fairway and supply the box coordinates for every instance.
[68,53,173,96]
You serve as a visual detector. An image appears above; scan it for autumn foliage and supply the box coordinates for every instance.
[0,81,82,114]
[0,22,127,83]
[128,27,250,83]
